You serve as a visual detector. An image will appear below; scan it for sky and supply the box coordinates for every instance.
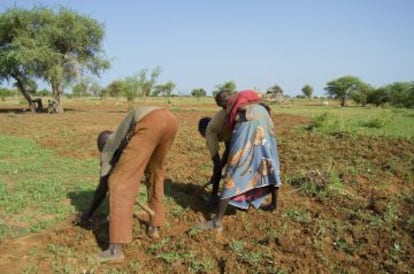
[1,0,413,96]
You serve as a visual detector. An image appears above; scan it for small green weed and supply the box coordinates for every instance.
[229,240,245,253]
[147,237,170,253]
[333,238,355,255]
[287,169,344,200]
[390,242,401,262]
[189,257,215,273]
[239,250,264,266]
[282,208,312,224]
[156,251,193,263]
[383,201,399,224]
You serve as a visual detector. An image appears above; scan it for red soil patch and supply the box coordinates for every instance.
[0,100,412,273]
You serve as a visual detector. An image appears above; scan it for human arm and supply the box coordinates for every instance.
[210,153,222,191]
[205,125,223,205]
[74,175,108,225]
[204,111,230,206]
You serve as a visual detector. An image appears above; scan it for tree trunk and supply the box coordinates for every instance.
[340,97,346,107]
[12,74,37,112]
[51,80,64,113]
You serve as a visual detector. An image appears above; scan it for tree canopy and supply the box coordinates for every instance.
[325,76,365,106]
[213,81,237,97]
[191,88,206,97]
[382,81,414,108]
[0,6,110,112]
[138,67,162,99]
[153,81,176,97]
[302,84,313,98]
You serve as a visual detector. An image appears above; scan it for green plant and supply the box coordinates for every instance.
[19,98,27,105]
[189,257,215,273]
[306,112,333,130]
[282,208,312,224]
[147,237,170,253]
[239,250,264,266]
[0,135,97,240]
[187,227,199,237]
[390,242,401,261]
[333,238,355,255]
[229,240,245,253]
[383,201,399,224]
[156,251,193,263]
[361,111,394,128]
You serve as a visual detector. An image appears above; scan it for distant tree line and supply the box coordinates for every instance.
[1,7,412,110]
[323,76,414,107]
[299,76,414,107]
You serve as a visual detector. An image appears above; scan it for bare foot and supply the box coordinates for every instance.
[260,204,276,212]
[98,244,124,264]
[147,225,161,240]
[196,219,223,232]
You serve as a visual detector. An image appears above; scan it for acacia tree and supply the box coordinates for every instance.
[213,81,237,97]
[0,8,46,111]
[302,84,313,99]
[71,77,100,97]
[325,76,365,107]
[0,7,109,112]
[153,81,176,97]
[138,66,162,100]
[384,81,414,108]
[191,88,206,97]
[349,83,373,106]
[105,80,126,98]
[123,75,141,102]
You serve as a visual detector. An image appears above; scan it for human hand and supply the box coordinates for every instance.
[73,211,93,228]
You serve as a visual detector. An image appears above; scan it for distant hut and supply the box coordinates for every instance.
[264,84,284,103]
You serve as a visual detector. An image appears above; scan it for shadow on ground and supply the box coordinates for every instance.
[0,107,75,114]
[66,178,237,249]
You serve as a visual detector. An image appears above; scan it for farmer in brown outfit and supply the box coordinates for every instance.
[75,106,177,263]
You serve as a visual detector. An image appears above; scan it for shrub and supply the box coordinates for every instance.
[361,111,394,128]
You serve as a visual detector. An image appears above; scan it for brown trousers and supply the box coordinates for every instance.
[108,109,177,244]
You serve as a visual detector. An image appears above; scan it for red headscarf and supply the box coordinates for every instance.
[226,90,261,128]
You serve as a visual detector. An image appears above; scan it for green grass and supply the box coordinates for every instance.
[2,96,412,137]
[273,105,414,138]
[0,135,98,240]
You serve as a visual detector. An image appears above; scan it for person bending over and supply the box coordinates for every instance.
[76,106,177,263]
[197,90,281,231]
[198,90,232,207]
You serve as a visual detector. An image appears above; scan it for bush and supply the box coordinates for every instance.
[361,111,394,128]
[0,88,14,100]
[36,89,52,96]
[306,112,339,131]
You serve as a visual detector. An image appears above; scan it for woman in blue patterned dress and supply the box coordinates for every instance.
[197,90,281,231]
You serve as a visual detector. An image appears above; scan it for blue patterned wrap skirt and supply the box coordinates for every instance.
[222,104,281,209]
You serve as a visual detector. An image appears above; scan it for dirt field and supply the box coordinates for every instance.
[0,99,413,273]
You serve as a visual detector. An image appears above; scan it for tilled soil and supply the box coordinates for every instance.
[0,99,412,273]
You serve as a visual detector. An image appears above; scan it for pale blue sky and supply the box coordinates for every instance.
[1,0,414,96]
